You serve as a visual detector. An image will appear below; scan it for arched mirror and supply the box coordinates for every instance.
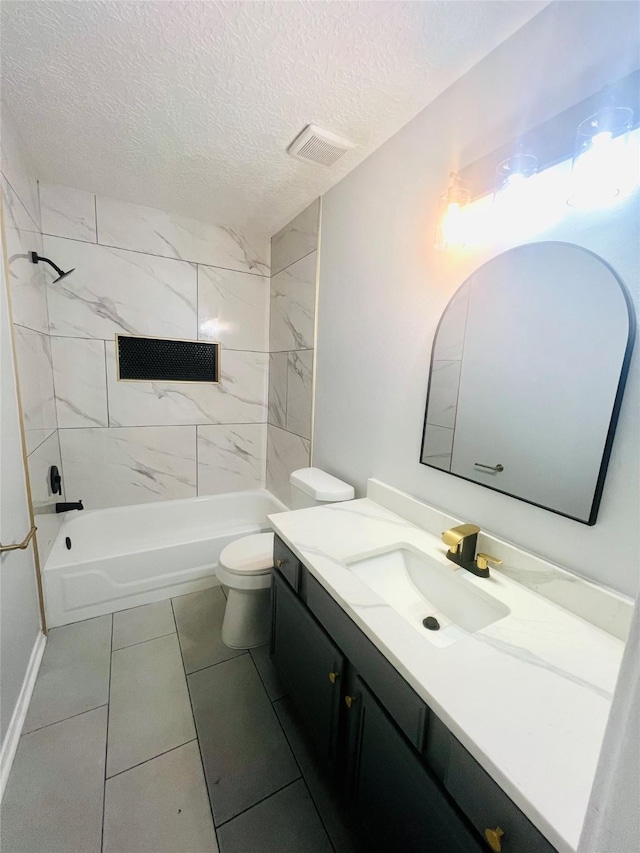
[420,242,635,524]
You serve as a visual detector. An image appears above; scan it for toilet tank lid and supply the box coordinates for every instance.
[289,468,355,502]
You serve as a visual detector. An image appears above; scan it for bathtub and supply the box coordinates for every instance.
[43,489,286,628]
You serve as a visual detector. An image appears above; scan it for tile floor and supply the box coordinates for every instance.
[1,586,362,853]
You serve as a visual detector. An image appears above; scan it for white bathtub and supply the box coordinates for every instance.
[43,489,286,628]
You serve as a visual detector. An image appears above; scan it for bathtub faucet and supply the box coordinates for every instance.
[55,500,84,513]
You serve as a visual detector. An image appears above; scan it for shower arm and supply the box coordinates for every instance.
[30,252,74,283]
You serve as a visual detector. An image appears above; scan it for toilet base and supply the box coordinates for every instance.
[221,586,271,649]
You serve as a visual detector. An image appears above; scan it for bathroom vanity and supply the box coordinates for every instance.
[267,481,630,853]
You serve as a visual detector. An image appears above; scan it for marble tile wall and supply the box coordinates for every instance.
[266,201,319,505]
[1,103,64,564]
[39,182,271,510]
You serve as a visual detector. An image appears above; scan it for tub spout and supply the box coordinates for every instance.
[56,500,84,513]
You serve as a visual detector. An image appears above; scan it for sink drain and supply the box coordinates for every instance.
[422,616,440,631]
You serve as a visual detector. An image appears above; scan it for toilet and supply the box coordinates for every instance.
[217,467,355,649]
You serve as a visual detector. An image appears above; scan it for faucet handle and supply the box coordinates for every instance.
[476,553,502,570]
[441,523,480,554]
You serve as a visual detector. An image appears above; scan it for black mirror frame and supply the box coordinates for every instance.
[419,241,636,526]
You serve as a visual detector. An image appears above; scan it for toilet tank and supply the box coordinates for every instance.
[289,467,355,509]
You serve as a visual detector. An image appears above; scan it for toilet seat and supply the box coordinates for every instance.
[217,532,274,590]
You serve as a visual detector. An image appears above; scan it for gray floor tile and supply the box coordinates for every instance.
[275,696,363,853]
[189,654,300,825]
[217,779,332,853]
[250,643,286,701]
[112,599,176,650]
[0,706,107,853]
[107,633,195,777]
[173,586,245,673]
[23,615,111,733]
[103,741,218,853]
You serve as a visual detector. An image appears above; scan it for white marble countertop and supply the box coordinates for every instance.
[268,494,625,853]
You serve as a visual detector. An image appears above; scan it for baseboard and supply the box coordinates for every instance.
[0,631,46,801]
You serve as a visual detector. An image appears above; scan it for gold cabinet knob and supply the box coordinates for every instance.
[344,695,356,709]
[476,553,503,571]
[328,671,339,684]
[274,558,283,568]
[485,827,504,852]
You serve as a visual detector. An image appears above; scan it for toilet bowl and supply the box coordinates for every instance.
[217,532,275,649]
[217,468,354,649]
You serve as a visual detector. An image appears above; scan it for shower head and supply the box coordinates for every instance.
[30,252,75,283]
[54,267,75,283]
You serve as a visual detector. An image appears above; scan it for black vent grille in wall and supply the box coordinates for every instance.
[116,335,220,383]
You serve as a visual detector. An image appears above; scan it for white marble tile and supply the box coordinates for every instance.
[96,195,269,275]
[59,426,196,510]
[28,429,64,512]
[433,283,470,361]
[2,174,37,235]
[51,337,108,428]
[271,200,319,276]
[2,184,49,334]
[426,359,461,429]
[44,235,197,340]
[286,349,314,439]
[40,183,97,242]
[421,424,453,471]
[106,342,267,426]
[197,265,269,351]
[0,102,40,230]
[269,251,316,352]
[266,424,310,506]
[197,423,266,495]
[13,326,57,454]
[268,352,287,429]
[27,431,65,566]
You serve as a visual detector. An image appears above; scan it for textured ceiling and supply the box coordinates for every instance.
[1,0,547,238]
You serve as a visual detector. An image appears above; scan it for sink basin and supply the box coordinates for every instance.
[345,545,510,646]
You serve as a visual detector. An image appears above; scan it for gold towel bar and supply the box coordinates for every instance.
[0,525,37,553]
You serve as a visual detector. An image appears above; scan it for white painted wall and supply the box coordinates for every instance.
[0,216,43,760]
[578,592,640,853]
[313,1,640,597]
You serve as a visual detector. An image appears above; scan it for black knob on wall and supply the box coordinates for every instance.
[50,465,62,495]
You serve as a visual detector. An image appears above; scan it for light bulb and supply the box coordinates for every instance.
[434,172,471,251]
[569,134,620,207]
[570,105,633,208]
[506,172,526,187]
[591,130,613,146]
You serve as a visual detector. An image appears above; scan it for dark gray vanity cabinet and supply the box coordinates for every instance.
[344,675,483,852]
[273,534,300,590]
[270,535,558,853]
[271,570,345,764]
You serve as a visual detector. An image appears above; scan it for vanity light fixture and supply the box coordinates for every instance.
[568,98,633,207]
[434,172,471,251]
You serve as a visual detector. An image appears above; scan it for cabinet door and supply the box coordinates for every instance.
[345,677,483,853]
[273,535,300,590]
[446,737,558,853]
[271,570,345,763]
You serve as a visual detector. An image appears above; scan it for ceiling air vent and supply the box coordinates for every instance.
[288,124,355,167]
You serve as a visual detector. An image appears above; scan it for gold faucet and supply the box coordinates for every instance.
[442,523,480,557]
[441,523,502,578]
